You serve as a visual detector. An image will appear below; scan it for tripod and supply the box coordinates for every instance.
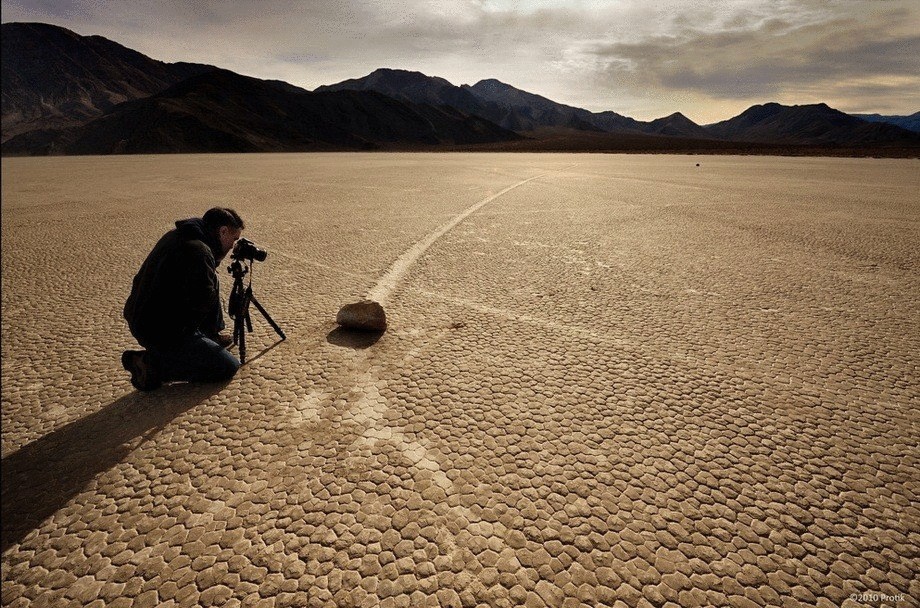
[227,257,286,363]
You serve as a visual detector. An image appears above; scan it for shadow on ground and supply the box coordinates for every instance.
[239,339,285,364]
[1,381,227,553]
[326,326,384,349]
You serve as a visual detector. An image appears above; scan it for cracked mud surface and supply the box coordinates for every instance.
[2,153,918,607]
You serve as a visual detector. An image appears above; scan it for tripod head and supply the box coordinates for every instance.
[227,259,249,320]
[228,258,249,281]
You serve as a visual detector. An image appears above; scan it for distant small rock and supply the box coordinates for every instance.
[336,300,387,332]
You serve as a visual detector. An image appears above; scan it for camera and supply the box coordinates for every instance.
[231,237,267,262]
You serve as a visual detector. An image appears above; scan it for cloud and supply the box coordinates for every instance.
[577,3,920,117]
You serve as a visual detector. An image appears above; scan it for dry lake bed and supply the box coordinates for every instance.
[2,153,918,607]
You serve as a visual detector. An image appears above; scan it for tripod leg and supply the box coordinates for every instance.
[236,317,247,364]
[242,289,254,333]
[249,294,287,340]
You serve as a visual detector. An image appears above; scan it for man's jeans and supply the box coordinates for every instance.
[144,331,241,383]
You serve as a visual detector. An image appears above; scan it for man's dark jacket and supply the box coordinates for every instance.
[124,218,223,346]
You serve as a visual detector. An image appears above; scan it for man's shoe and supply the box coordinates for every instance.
[211,333,234,349]
[121,350,162,392]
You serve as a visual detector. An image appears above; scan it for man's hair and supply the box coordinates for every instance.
[203,207,245,231]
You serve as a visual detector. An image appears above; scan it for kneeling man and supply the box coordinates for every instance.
[122,207,244,391]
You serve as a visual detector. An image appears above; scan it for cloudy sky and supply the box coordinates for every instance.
[3,0,918,123]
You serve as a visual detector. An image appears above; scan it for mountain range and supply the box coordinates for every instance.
[2,22,918,156]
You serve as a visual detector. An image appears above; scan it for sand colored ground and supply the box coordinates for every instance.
[1,153,918,607]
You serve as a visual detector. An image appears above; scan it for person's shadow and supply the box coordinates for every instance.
[1,381,227,553]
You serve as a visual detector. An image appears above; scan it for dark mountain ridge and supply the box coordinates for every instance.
[707,102,919,146]
[1,22,215,141]
[642,112,713,138]
[463,78,614,132]
[2,69,521,155]
[322,70,648,134]
[316,68,483,112]
[853,112,920,133]
[321,69,916,149]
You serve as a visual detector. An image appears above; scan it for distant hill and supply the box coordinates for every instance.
[1,22,216,141]
[463,78,611,132]
[322,71,649,134]
[2,69,521,155]
[707,102,920,146]
[642,112,714,138]
[315,68,491,118]
[590,111,646,134]
[852,112,920,133]
[316,69,591,133]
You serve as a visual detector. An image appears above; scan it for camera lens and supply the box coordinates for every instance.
[232,238,267,261]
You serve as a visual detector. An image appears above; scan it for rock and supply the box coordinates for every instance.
[336,300,387,332]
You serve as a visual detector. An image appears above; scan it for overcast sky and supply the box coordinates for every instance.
[3,0,918,123]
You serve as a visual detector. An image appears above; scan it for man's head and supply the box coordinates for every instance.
[203,207,245,259]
